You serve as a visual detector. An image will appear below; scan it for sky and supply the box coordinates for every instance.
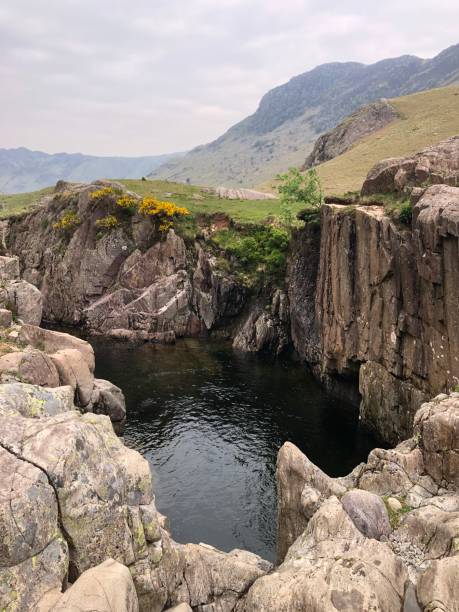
[1,0,458,157]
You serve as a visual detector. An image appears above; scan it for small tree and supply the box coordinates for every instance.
[276,168,323,225]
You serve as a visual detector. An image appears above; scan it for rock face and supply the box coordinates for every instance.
[5,181,284,352]
[0,255,43,325]
[289,181,459,443]
[361,135,459,195]
[303,100,398,168]
[272,393,459,611]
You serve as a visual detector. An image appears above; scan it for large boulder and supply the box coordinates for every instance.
[341,489,391,540]
[243,497,408,611]
[40,559,139,612]
[361,135,459,195]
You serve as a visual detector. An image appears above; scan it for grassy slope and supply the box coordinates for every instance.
[119,179,290,224]
[0,187,54,219]
[0,179,285,225]
[315,85,459,195]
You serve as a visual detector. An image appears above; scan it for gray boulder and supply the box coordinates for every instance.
[341,489,391,540]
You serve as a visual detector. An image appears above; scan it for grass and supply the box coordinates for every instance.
[0,179,286,225]
[0,187,54,218]
[314,85,459,195]
[119,179,289,224]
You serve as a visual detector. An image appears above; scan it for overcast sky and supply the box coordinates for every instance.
[1,1,458,157]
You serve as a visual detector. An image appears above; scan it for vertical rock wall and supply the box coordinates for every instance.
[289,185,459,444]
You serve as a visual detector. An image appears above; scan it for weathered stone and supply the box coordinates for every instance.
[18,324,95,372]
[276,441,345,562]
[0,382,74,417]
[0,349,60,387]
[0,256,20,281]
[0,309,12,328]
[45,559,139,612]
[361,136,459,195]
[244,497,408,611]
[90,378,126,433]
[5,280,43,326]
[50,348,94,407]
[417,557,459,612]
[341,489,391,540]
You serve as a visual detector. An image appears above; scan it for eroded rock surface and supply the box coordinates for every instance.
[361,135,459,195]
[5,182,280,351]
[274,393,459,611]
[289,182,459,443]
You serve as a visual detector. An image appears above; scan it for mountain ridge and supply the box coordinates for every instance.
[0,147,183,194]
[150,43,459,187]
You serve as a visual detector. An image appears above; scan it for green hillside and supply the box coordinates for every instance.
[0,180,285,225]
[315,85,459,195]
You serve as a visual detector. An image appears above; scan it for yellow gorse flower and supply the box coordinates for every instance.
[90,186,114,201]
[95,215,119,229]
[53,210,81,231]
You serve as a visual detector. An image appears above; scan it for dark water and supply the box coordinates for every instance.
[91,337,378,561]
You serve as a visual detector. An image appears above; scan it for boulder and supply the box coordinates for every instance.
[18,324,95,372]
[243,497,408,611]
[0,382,74,417]
[0,349,60,387]
[5,280,43,326]
[361,135,459,195]
[50,348,94,407]
[90,378,127,434]
[0,309,12,328]
[341,489,391,540]
[42,559,139,612]
[276,441,345,562]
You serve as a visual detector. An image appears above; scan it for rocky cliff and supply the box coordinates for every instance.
[289,137,459,444]
[4,180,289,355]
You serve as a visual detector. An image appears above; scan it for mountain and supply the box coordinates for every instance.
[0,148,182,194]
[312,84,459,195]
[150,43,459,188]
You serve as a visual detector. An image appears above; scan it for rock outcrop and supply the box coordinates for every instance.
[271,393,459,611]
[5,181,285,353]
[361,135,459,195]
[303,99,398,169]
[289,161,459,443]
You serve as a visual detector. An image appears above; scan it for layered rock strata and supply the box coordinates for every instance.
[289,154,459,443]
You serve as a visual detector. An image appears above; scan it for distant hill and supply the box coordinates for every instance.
[313,85,459,195]
[150,43,459,188]
[0,148,182,194]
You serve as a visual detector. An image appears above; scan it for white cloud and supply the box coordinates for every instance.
[0,0,457,155]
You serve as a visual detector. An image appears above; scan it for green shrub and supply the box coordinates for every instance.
[276,167,323,226]
[398,202,413,225]
[213,226,289,279]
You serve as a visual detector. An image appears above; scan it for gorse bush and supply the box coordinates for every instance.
[53,210,81,232]
[89,186,190,235]
[138,197,190,232]
[95,215,119,230]
[116,194,138,212]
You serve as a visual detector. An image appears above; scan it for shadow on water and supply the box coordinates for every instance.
[90,336,380,561]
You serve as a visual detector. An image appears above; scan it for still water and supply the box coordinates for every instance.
[92,337,378,561]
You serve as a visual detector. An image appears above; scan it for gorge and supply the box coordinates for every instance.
[0,136,458,611]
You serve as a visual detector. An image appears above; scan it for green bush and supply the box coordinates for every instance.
[213,226,289,278]
[276,167,323,226]
[398,202,413,225]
